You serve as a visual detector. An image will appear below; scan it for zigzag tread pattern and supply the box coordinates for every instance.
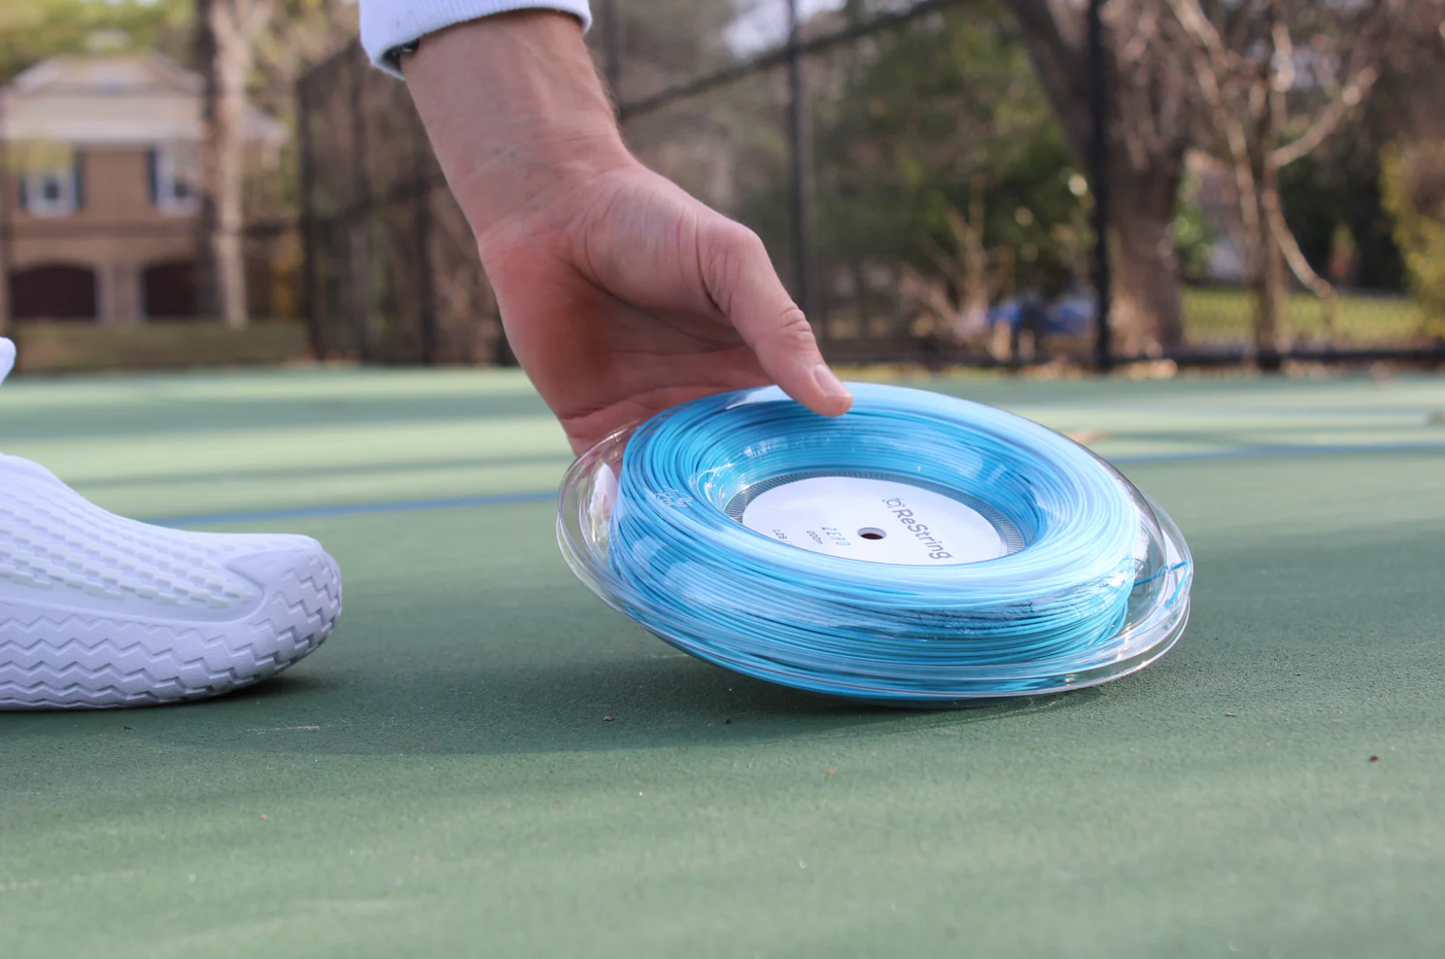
[0,555,341,709]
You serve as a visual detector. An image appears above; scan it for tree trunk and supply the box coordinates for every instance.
[196,0,261,329]
[1108,165,1185,355]
[1010,0,1193,358]
[1251,92,1287,360]
[1256,169,1290,358]
[194,0,218,319]
[213,43,250,328]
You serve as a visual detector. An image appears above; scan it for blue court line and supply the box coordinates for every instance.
[1109,440,1445,465]
[153,490,556,527]
[148,439,1445,528]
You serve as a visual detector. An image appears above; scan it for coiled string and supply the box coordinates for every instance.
[604,384,1181,701]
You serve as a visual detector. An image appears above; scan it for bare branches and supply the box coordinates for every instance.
[1271,0,1391,166]
[1162,0,1413,349]
[1167,0,1261,255]
[1264,180,1334,303]
[1166,0,1227,68]
[1010,0,1092,152]
[207,0,276,47]
[1010,0,1431,354]
[1272,65,1379,167]
[1009,0,1086,78]
[1171,0,1394,172]
[909,178,997,345]
[1107,1,1193,171]
[1271,18,1295,94]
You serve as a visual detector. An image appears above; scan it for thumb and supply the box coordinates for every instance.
[700,219,853,417]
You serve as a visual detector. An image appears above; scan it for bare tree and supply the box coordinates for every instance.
[1011,0,1197,355]
[910,176,997,346]
[1166,0,1395,354]
[195,0,275,328]
[902,190,1038,360]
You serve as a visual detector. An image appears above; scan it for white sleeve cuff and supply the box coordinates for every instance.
[360,0,593,77]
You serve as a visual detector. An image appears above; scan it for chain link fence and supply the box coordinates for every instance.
[295,0,1445,369]
[296,45,502,366]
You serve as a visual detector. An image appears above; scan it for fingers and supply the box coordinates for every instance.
[700,219,853,417]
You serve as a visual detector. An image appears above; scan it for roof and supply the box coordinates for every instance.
[0,51,285,146]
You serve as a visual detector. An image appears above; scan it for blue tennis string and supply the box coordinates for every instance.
[604,383,1187,701]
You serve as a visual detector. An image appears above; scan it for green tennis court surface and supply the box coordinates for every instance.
[3,368,1443,957]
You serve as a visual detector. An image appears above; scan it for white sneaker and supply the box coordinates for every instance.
[0,338,342,709]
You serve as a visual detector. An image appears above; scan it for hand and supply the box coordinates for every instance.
[404,12,852,453]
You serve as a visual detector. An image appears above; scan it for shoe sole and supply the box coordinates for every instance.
[0,546,342,709]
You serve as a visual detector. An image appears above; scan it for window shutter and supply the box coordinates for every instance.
[147,148,158,205]
[17,175,28,213]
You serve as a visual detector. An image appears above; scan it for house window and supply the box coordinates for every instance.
[21,160,80,218]
[150,145,200,214]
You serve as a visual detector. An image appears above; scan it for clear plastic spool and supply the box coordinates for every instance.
[557,386,1193,705]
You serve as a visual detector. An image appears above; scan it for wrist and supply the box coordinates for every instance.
[405,11,633,241]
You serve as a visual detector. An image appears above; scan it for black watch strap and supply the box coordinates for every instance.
[385,38,421,71]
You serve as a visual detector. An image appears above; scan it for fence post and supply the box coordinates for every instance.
[296,75,326,360]
[1087,0,1113,371]
[413,114,438,365]
[787,0,819,339]
[0,91,14,345]
[346,48,378,361]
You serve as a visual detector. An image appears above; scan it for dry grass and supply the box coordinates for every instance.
[1183,287,1429,346]
[8,320,312,374]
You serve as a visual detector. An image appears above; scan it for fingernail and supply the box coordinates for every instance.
[813,363,852,400]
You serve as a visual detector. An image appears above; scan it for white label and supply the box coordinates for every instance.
[740,476,1005,565]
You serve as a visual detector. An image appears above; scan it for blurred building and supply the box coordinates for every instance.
[0,52,284,324]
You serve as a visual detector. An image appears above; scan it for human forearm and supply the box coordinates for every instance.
[403,12,630,247]
[398,8,850,451]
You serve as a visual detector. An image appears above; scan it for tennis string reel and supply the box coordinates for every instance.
[558,384,1192,704]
